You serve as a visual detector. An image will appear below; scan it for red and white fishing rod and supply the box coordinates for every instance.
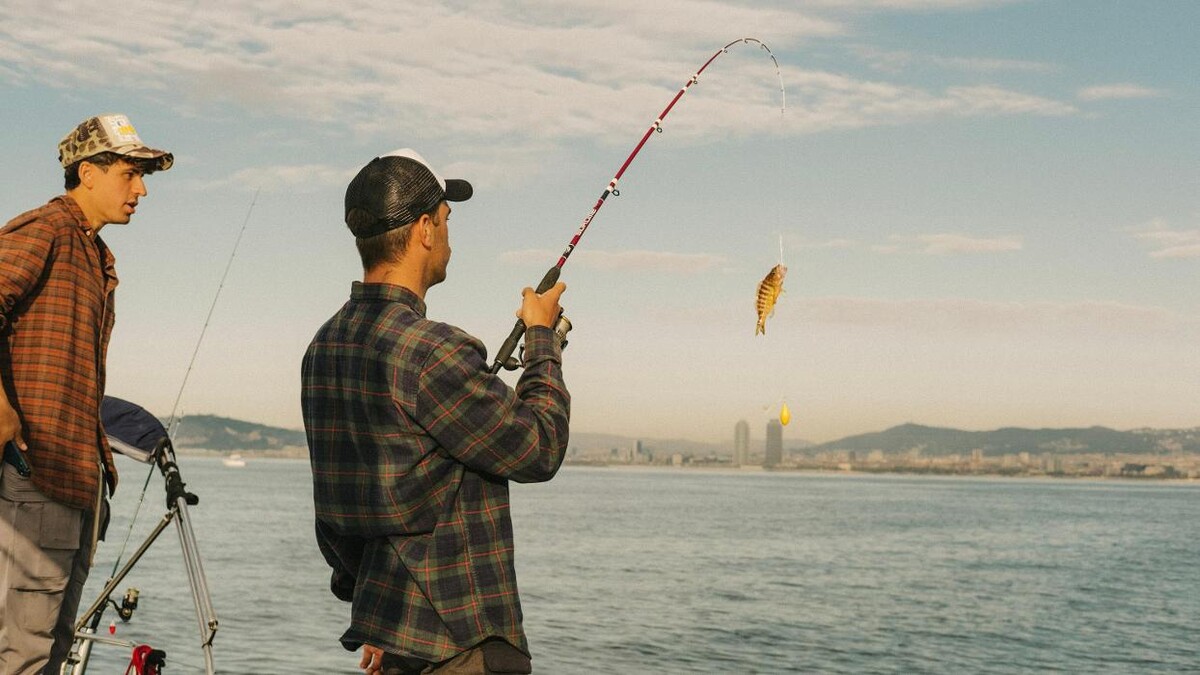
[490,36,786,373]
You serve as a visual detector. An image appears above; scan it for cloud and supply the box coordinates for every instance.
[1130,220,1200,259]
[0,0,1078,147]
[799,296,1182,335]
[652,293,1192,340]
[186,163,356,192]
[853,45,1057,75]
[769,73,1075,137]
[796,237,858,250]
[806,0,1022,8]
[884,233,1023,254]
[501,248,726,273]
[1077,84,1165,101]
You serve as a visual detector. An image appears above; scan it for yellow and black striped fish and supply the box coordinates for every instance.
[755,264,787,335]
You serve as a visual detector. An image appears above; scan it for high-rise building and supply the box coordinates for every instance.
[765,419,783,468]
[733,420,750,466]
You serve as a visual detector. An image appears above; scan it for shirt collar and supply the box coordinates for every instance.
[54,194,93,237]
[52,194,118,281]
[351,281,426,317]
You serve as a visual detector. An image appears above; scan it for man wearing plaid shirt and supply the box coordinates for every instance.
[302,149,570,675]
[0,114,172,673]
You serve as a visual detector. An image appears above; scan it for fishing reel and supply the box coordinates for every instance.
[500,310,573,371]
[115,587,140,622]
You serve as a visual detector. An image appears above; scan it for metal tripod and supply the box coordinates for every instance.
[63,438,218,674]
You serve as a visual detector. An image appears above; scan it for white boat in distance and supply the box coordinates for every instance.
[222,453,246,468]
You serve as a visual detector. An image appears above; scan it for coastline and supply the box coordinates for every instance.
[168,447,1198,483]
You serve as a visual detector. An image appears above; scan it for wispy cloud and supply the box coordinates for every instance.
[0,1,1078,148]
[1078,83,1166,101]
[806,0,1023,8]
[185,163,356,192]
[1130,219,1200,259]
[799,296,1182,335]
[501,248,726,273]
[795,237,859,250]
[853,45,1057,75]
[657,294,1190,339]
[881,233,1023,255]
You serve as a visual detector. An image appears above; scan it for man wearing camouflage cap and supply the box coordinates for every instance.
[0,113,172,673]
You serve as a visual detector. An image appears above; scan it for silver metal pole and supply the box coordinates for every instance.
[174,495,218,675]
[65,511,177,674]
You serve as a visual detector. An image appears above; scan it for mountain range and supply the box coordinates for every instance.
[163,414,1199,457]
[809,423,1200,456]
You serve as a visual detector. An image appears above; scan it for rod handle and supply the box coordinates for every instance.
[490,266,561,373]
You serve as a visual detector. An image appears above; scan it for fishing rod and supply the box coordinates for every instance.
[74,189,259,675]
[489,37,785,374]
[108,187,259,574]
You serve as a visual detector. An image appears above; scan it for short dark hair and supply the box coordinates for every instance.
[64,152,158,190]
[353,201,442,271]
[356,223,414,271]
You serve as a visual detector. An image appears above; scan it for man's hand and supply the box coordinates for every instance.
[516,281,566,329]
[359,644,383,675]
[0,398,25,451]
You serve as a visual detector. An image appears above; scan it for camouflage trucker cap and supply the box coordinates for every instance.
[58,114,173,171]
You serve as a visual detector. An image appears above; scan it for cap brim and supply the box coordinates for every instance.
[444,179,472,202]
[112,145,174,171]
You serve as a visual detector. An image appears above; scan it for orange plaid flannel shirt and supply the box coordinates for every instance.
[0,195,118,510]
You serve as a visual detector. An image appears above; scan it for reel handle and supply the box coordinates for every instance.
[490,266,561,373]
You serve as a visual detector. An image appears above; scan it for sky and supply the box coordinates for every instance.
[0,0,1196,444]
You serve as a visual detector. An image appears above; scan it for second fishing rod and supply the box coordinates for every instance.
[489,37,785,374]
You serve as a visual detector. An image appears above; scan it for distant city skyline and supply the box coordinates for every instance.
[766,420,784,468]
[2,2,1196,443]
[734,420,750,466]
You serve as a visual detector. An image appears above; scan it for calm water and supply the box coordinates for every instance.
[79,457,1199,674]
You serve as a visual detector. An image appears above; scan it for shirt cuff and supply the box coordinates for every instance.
[522,325,561,366]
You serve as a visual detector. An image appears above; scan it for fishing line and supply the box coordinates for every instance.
[166,187,260,438]
[108,188,260,576]
[490,37,786,373]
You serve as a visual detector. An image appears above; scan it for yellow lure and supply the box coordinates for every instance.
[779,402,791,426]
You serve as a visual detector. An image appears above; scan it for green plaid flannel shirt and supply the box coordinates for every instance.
[301,282,569,662]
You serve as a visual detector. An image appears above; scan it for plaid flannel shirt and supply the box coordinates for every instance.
[0,196,118,510]
[301,282,569,662]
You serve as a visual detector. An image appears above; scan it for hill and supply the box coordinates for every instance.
[161,414,1200,459]
[809,423,1200,457]
[170,414,307,451]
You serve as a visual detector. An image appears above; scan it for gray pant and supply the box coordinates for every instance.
[0,464,95,675]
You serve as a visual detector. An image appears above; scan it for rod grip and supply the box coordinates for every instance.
[490,266,561,373]
[534,265,561,294]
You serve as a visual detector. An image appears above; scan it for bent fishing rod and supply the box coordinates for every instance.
[489,37,785,374]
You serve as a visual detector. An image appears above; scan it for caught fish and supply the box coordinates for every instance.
[755,264,787,335]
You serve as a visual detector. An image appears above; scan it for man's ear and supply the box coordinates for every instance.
[417,213,434,248]
[76,161,94,189]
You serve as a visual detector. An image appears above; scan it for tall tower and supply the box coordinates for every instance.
[765,419,783,468]
[734,420,750,466]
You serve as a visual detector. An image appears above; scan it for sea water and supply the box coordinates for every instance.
[79,458,1199,674]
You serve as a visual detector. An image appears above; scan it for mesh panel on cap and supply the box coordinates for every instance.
[344,156,444,238]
